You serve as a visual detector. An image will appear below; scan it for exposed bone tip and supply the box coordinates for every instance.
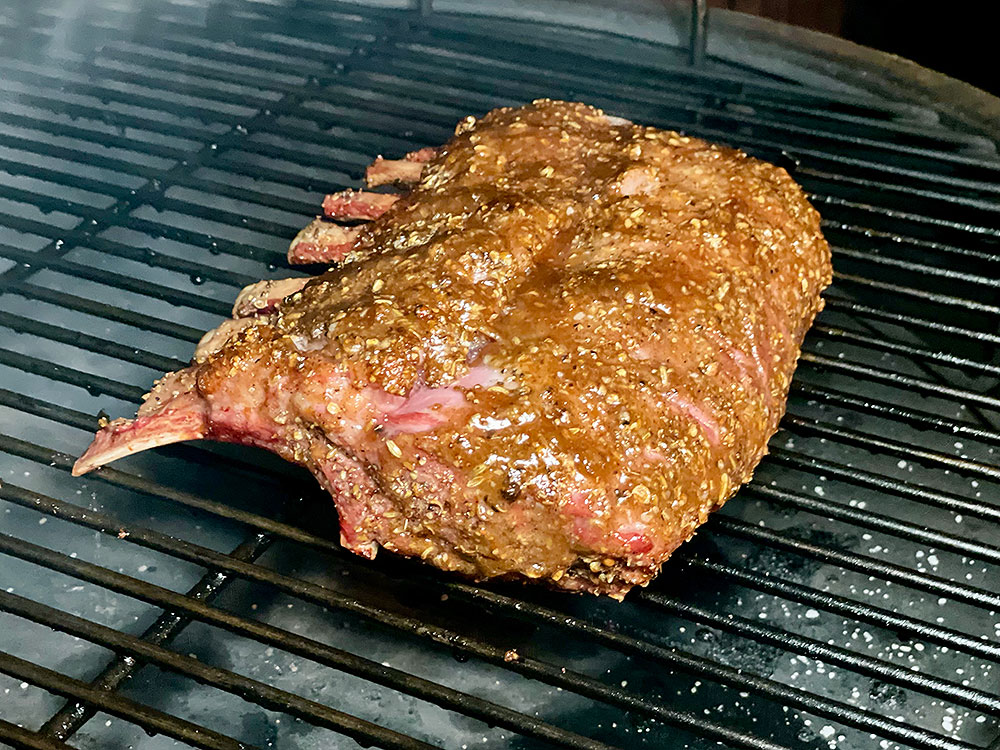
[70,456,93,477]
[71,383,208,479]
[71,418,135,476]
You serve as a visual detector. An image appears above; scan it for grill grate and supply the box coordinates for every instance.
[1,1,999,748]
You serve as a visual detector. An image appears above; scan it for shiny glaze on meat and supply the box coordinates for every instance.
[76,100,831,597]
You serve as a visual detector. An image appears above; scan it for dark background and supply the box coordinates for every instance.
[709,0,994,95]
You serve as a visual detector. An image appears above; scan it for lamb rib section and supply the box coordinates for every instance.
[74,100,831,598]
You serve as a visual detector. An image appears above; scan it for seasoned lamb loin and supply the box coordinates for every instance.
[74,100,831,598]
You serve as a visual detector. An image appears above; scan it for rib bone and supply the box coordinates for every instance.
[365,147,438,187]
[287,219,362,265]
[322,190,399,220]
[233,277,311,318]
[72,371,207,476]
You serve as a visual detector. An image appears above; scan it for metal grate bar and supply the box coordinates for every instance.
[0,591,441,750]
[0,435,311,538]
[809,323,1000,378]
[383,22,993,144]
[0,310,185,374]
[0,348,145,402]
[829,273,1000,316]
[38,534,274,742]
[0,154,136,201]
[170,170,318,218]
[824,295,1000,345]
[10,2,384,58]
[678,120,999,195]
[87,59,287,112]
[0,387,111,434]
[805,173,1000,221]
[0,533,620,750]
[768,447,1000,524]
[834,246,1000,289]
[824,222,1000,266]
[143,193,304,240]
[0,78,223,144]
[7,284,207,342]
[347,55,999,176]
[98,37,341,81]
[745,484,1000,567]
[814,192,1000,234]
[0,653,254,750]
[782,416,1000,480]
[385,39,938,138]
[808,162,998,209]
[789,384,1000,445]
[0,720,76,750]
[799,353,1000,415]
[443,584,979,750]
[0,131,166,184]
[637,590,999,711]
[0,245,232,316]
[0,482,797,750]
[673,554,1000,661]
[1,64,389,162]
[322,68,1000,196]
[0,107,191,162]
[0,60,256,123]
[404,16,978,126]
[716,517,1000,610]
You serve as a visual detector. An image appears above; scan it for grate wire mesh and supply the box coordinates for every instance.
[1,1,999,748]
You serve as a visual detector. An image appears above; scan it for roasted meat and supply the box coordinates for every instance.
[74,100,831,598]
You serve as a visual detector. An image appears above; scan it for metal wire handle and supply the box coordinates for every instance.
[690,0,708,65]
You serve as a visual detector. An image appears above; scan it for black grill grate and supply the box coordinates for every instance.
[1,1,999,748]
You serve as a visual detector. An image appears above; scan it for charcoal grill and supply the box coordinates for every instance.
[1,0,999,748]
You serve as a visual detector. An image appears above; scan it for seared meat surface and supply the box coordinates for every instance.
[74,100,831,597]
